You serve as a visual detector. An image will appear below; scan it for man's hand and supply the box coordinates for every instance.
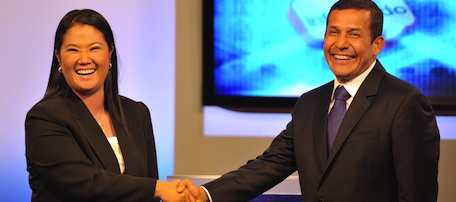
[177,179,209,202]
[155,180,196,202]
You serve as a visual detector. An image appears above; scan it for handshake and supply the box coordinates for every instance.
[155,179,209,202]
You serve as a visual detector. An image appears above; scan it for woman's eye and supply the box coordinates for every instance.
[90,47,100,51]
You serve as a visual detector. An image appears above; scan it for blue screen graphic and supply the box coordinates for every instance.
[213,0,456,98]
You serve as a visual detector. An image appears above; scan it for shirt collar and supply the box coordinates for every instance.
[333,60,376,98]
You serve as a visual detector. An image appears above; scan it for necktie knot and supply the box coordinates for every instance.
[334,86,351,101]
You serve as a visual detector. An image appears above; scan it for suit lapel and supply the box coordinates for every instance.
[325,61,386,168]
[326,89,371,163]
[314,83,334,168]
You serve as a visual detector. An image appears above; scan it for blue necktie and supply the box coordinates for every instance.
[327,86,351,151]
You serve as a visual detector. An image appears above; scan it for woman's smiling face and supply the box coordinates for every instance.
[56,23,113,97]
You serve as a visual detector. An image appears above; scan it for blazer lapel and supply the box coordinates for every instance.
[67,92,121,173]
[112,116,142,175]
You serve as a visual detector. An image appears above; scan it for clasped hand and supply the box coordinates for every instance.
[155,179,208,202]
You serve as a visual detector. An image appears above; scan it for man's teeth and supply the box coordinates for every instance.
[334,54,351,60]
[76,69,96,75]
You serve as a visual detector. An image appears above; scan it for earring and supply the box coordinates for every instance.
[58,67,62,73]
[109,63,112,68]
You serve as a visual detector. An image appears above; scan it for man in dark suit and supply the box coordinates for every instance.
[182,0,440,201]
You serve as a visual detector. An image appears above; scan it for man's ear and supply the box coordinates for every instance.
[373,36,385,55]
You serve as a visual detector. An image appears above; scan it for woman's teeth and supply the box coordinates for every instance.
[76,69,96,75]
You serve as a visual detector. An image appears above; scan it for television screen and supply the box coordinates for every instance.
[203,0,456,114]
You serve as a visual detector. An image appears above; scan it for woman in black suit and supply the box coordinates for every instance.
[25,9,192,202]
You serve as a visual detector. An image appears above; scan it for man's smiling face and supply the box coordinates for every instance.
[323,9,384,83]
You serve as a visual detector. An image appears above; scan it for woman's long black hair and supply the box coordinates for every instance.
[44,9,130,137]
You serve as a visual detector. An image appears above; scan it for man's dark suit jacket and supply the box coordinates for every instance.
[204,61,440,202]
[25,91,159,202]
